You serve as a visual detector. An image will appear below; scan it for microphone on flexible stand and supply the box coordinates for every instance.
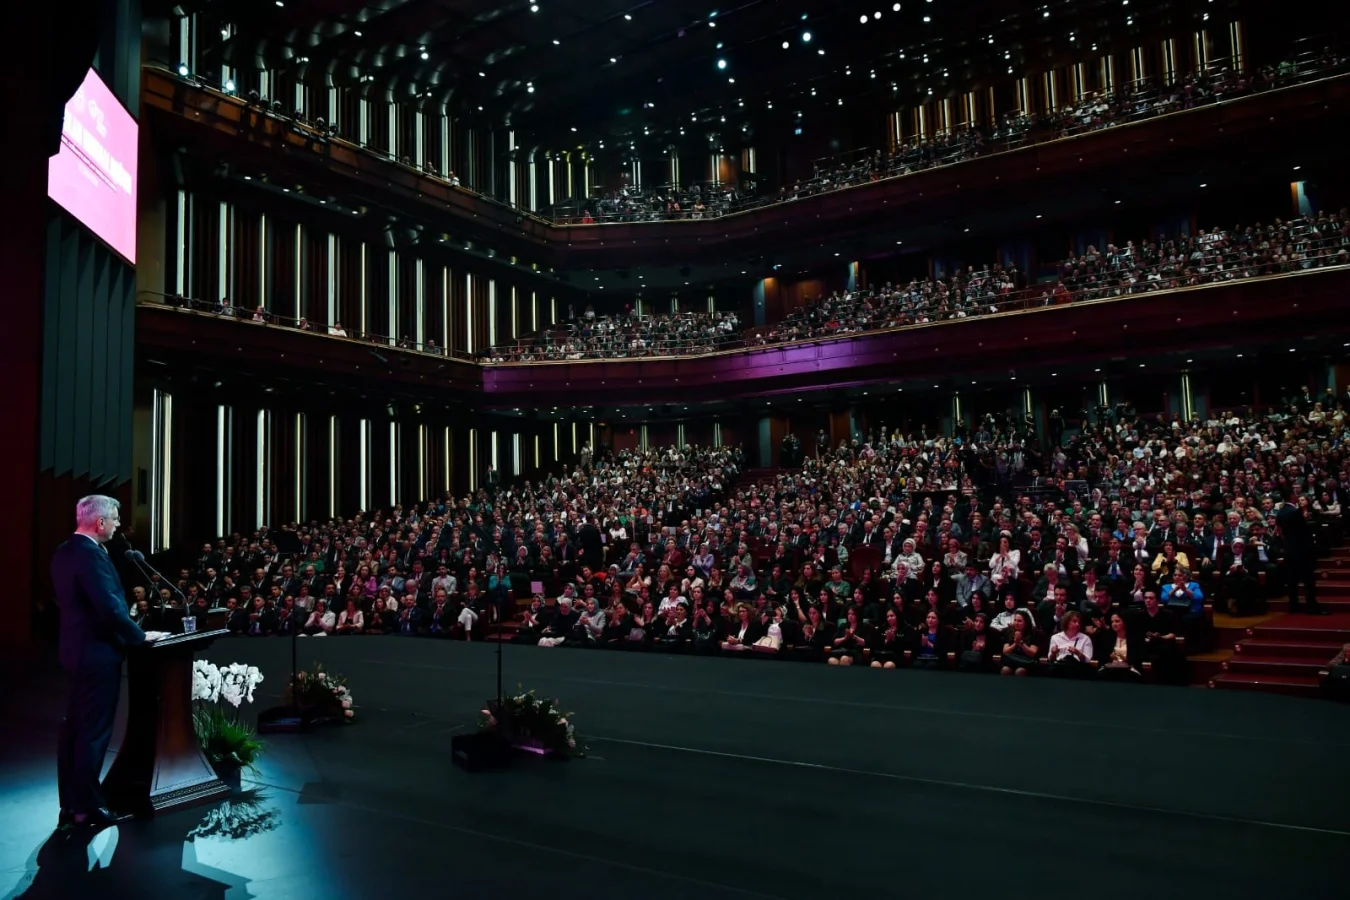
[123,545,190,611]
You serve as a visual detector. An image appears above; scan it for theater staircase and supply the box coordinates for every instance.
[1204,544,1350,699]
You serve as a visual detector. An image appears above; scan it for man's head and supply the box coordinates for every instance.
[75,495,120,543]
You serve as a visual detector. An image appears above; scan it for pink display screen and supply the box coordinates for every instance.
[47,68,138,264]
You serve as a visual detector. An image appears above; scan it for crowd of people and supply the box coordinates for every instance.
[128,390,1345,685]
[746,209,1349,344]
[486,309,741,361]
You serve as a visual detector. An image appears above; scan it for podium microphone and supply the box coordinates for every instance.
[122,544,189,609]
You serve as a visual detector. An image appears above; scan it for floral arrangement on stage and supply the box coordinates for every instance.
[284,662,356,723]
[192,661,265,776]
[479,688,582,758]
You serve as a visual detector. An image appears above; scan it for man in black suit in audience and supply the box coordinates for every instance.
[52,495,165,829]
[1275,495,1328,614]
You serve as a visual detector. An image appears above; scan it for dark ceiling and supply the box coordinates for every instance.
[165,0,1250,153]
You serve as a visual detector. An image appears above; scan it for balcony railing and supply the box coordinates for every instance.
[549,45,1347,225]
[154,44,1347,230]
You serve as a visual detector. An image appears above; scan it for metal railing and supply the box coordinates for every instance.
[140,292,483,362]
[483,312,744,361]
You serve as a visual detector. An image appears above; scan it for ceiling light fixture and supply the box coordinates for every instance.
[782,41,789,49]
[717,58,727,69]
[802,30,812,42]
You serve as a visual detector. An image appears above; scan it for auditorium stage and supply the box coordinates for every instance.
[2,639,1348,900]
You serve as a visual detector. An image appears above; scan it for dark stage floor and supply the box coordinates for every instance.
[3,638,1349,900]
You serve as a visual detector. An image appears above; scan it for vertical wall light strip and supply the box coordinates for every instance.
[328,415,336,518]
[440,116,450,176]
[418,424,426,501]
[512,433,521,477]
[217,202,229,304]
[677,423,685,447]
[326,234,338,327]
[388,101,398,157]
[589,422,595,451]
[414,111,425,167]
[160,392,174,551]
[359,419,370,511]
[507,131,517,207]
[415,258,425,349]
[259,214,268,310]
[294,82,306,117]
[465,274,475,353]
[294,223,303,320]
[359,243,368,336]
[488,280,497,346]
[511,286,518,339]
[550,296,557,326]
[554,423,560,462]
[534,434,540,469]
[1180,373,1194,421]
[389,421,398,505]
[714,422,722,447]
[528,153,538,212]
[255,409,268,529]
[640,425,648,451]
[359,98,370,146]
[442,267,450,352]
[178,15,192,72]
[571,422,577,455]
[444,426,451,493]
[295,412,304,522]
[388,250,398,345]
[328,87,338,129]
[490,431,499,474]
[530,291,538,332]
[216,405,228,537]
[175,190,188,296]
[547,156,555,206]
[468,429,477,490]
[1229,21,1245,72]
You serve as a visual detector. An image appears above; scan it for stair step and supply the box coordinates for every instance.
[1208,672,1323,697]
[1237,639,1344,659]
[1250,625,1350,643]
[1267,598,1350,612]
[1223,656,1329,678]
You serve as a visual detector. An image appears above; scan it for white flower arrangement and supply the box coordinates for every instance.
[191,660,265,773]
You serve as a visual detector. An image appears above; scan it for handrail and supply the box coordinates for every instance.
[138,291,482,363]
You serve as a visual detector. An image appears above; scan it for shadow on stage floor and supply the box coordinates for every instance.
[2,638,1348,900]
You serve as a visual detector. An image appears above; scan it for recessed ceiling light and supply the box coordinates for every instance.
[1094,368,1100,372]
[1199,183,1207,187]
[609,57,617,63]
[894,2,901,8]
[1293,165,1301,171]
[420,50,429,60]
[624,13,631,19]
[860,14,869,23]
[479,71,486,77]
[717,59,727,69]
[354,30,362,37]
[782,41,789,49]
[1236,354,1244,358]
[802,30,812,42]
[552,38,560,45]
[530,3,539,11]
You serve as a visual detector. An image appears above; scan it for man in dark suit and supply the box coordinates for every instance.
[52,495,164,829]
[1275,496,1328,614]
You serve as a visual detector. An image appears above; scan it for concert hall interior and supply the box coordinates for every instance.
[5,0,1350,897]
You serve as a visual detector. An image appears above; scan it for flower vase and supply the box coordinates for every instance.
[215,765,243,792]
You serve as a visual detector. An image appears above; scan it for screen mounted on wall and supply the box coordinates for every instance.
[47,68,138,264]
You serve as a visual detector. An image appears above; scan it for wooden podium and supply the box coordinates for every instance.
[102,629,233,815]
